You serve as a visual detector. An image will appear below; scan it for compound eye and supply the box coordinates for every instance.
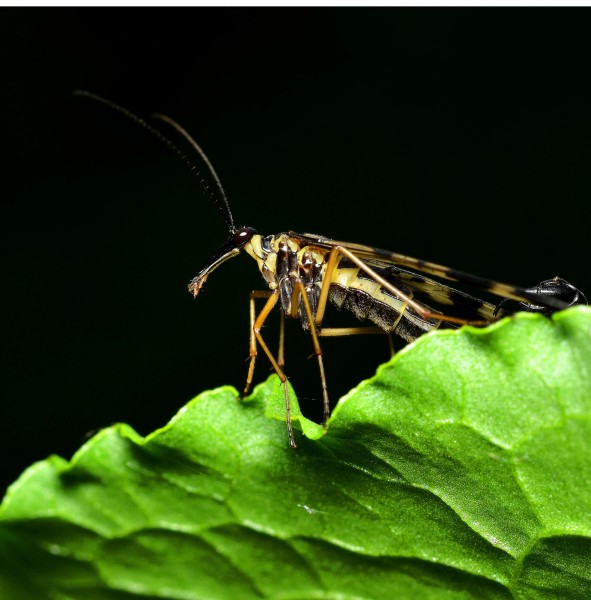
[232,226,256,247]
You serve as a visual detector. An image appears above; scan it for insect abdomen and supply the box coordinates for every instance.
[328,261,441,342]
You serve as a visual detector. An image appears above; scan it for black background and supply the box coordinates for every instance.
[2,8,590,494]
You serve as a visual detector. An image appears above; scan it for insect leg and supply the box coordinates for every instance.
[387,333,395,358]
[316,246,397,361]
[314,245,411,334]
[315,246,340,327]
[317,328,397,363]
[249,289,297,448]
[291,277,330,425]
[317,326,385,335]
[244,290,273,398]
[316,247,408,355]
[277,309,286,369]
[246,291,289,392]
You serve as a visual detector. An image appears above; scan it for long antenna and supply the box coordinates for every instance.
[73,90,236,233]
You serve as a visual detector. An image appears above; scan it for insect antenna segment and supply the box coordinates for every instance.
[152,112,235,234]
[73,90,235,234]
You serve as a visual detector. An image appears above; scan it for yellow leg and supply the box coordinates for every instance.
[277,309,286,369]
[244,290,273,398]
[247,290,297,448]
[291,278,331,425]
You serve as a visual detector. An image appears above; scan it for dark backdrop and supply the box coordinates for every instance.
[2,8,590,494]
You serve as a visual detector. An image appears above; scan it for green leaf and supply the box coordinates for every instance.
[1,308,590,599]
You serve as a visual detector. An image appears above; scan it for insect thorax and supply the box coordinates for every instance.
[244,233,327,328]
[244,233,443,338]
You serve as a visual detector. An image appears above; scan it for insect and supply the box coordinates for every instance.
[76,91,587,448]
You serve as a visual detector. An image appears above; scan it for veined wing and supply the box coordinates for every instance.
[290,231,570,313]
[358,259,503,322]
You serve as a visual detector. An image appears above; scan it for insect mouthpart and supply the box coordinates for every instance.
[188,227,258,297]
[188,273,209,297]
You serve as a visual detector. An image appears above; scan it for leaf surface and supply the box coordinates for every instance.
[1,309,590,599]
